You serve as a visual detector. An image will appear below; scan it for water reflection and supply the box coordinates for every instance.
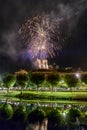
[0,99,87,130]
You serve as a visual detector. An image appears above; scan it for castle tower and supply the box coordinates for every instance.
[37,59,48,69]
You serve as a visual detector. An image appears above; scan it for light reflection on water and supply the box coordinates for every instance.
[0,98,87,130]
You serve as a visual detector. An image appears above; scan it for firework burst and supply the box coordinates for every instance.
[18,14,64,60]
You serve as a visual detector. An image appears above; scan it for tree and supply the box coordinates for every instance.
[41,79,50,91]
[81,73,87,85]
[15,69,29,94]
[66,108,81,129]
[67,108,80,122]
[3,73,16,94]
[30,72,45,92]
[47,108,62,130]
[0,103,13,120]
[28,107,46,130]
[64,74,78,91]
[46,73,60,92]
[13,105,27,123]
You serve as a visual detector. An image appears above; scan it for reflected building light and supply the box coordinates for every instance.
[41,118,48,130]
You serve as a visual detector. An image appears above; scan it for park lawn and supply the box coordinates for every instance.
[15,90,87,100]
[0,90,87,101]
[0,90,20,98]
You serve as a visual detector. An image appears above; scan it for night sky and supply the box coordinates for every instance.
[0,0,87,73]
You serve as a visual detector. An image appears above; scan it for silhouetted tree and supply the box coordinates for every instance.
[0,103,13,120]
[28,107,46,130]
[46,73,60,92]
[3,73,16,94]
[81,73,87,84]
[13,105,27,123]
[30,72,45,92]
[15,69,29,94]
[64,74,78,91]
[47,108,62,130]
[66,108,81,129]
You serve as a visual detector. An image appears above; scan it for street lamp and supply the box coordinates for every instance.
[75,72,82,89]
[62,111,66,117]
[75,73,80,79]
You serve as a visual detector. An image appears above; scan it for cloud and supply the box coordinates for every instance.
[1,28,19,61]
[1,0,86,60]
[0,0,87,71]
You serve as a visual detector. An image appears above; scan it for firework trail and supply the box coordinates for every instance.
[18,14,64,60]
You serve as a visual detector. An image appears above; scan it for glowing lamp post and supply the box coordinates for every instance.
[75,73,81,88]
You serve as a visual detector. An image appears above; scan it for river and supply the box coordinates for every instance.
[0,98,87,130]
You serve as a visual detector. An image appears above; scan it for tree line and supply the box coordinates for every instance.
[1,69,87,94]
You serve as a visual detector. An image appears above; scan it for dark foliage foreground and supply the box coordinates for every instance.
[0,102,85,130]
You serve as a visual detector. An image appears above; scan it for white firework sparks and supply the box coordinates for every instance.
[19,14,64,60]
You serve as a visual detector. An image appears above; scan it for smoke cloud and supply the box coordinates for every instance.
[0,0,87,71]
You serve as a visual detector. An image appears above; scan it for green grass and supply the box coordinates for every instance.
[15,90,87,101]
[0,90,87,101]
